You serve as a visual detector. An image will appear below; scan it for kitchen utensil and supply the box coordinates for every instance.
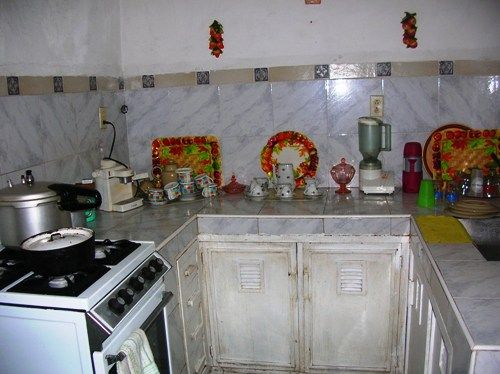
[0,182,101,248]
[357,117,394,194]
[195,173,214,189]
[417,179,435,208]
[423,124,498,180]
[152,135,223,187]
[202,183,218,198]
[19,227,95,276]
[276,183,294,199]
[330,158,355,194]
[261,131,319,188]
[222,174,246,194]
[164,182,181,200]
[402,142,423,193]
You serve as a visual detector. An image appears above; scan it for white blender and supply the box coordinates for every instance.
[358,116,395,194]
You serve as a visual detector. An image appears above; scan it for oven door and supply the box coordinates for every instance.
[92,282,174,374]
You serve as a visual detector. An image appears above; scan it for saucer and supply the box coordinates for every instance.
[303,190,324,199]
[244,187,269,200]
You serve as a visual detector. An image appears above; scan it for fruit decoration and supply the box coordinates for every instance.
[401,12,418,49]
[209,20,224,58]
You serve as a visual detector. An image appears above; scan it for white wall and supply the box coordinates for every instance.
[121,0,500,76]
[0,0,499,77]
[0,0,122,76]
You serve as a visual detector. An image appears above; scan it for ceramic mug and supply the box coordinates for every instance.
[195,173,214,189]
[176,167,193,183]
[202,183,218,198]
[180,181,196,195]
[147,188,166,205]
[276,183,293,198]
[304,181,319,196]
[249,183,265,197]
[252,177,269,191]
[164,182,181,200]
[275,163,295,189]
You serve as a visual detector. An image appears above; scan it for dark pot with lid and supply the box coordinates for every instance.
[0,182,101,248]
[20,227,95,275]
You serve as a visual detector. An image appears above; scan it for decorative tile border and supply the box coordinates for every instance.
[1,60,498,96]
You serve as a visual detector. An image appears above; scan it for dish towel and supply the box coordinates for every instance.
[116,329,160,374]
[415,215,472,244]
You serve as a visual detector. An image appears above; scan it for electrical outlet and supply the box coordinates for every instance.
[370,95,384,117]
[98,107,107,129]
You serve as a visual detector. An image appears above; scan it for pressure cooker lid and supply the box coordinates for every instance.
[0,181,59,203]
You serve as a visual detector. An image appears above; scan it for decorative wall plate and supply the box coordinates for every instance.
[423,124,499,180]
[260,131,319,188]
[152,135,223,187]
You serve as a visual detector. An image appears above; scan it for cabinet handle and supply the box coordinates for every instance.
[184,264,198,277]
[191,322,203,341]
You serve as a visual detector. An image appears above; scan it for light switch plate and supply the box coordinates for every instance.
[370,95,384,117]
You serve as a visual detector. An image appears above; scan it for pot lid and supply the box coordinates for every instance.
[0,181,59,203]
[21,227,94,251]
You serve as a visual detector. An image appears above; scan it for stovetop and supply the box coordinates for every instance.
[0,240,157,311]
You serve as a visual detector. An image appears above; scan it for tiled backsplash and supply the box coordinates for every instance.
[1,60,498,189]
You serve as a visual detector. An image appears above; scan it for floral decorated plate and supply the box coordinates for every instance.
[260,131,319,188]
[423,124,499,180]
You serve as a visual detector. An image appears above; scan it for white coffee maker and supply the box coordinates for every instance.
[92,159,143,212]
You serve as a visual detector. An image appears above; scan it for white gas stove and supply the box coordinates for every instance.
[0,239,174,373]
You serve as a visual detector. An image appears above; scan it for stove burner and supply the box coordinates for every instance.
[95,247,109,259]
[94,239,141,265]
[48,274,75,289]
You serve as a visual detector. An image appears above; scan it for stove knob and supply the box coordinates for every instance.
[108,297,125,314]
[141,266,156,280]
[117,288,134,304]
[149,258,164,272]
[129,275,145,291]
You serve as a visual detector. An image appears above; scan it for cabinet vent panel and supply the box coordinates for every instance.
[337,262,366,295]
[237,260,264,292]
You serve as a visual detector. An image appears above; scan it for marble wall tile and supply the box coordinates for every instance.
[443,300,473,372]
[0,95,43,174]
[383,76,438,133]
[3,163,46,186]
[220,135,270,185]
[258,218,323,235]
[44,154,82,183]
[176,219,199,249]
[271,80,328,135]
[429,243,485,261]
[323,217,391,235]
[455,298,500,346]
[259,200,326,216]
[219,83,273,137]
[158,235,181,264]
[324,190,390,215]
[438,75,499,128]
[198,194,264,215]
[197,217,258,234]
[326,78,383,136]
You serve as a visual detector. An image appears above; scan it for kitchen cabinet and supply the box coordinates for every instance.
[304,242,403,372]
[201,237,406,373]
[201,241,298,371]
[176,239,208,374]
[405,236,450,374]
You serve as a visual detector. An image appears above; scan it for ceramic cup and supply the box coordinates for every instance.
[164,182,181,200]
[254,177,269,190]
[304,179,319,196]
[180,181,197,195]
[176,167,193,183]
[417,179,435,208]
[147,188,166,205]
[195,173,214,189]
[249,183,265,197]
[276,183,293,199]
[202,183,218,198]
[275,163,295,189]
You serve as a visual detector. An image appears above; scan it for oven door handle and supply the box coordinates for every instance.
[105,291,173,366]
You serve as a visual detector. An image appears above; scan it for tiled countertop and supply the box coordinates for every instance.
[90,188,500,353]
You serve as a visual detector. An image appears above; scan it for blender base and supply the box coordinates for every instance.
[359,170,395,194]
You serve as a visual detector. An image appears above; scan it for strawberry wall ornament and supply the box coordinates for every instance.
[401,12,418,49]
[209,20,224,58]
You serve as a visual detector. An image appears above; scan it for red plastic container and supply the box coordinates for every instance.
[403,142,423,193]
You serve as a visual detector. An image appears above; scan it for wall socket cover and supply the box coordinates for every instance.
[370,95,384,117]
[98,107,107,129]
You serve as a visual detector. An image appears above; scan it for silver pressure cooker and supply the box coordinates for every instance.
[0,182,101,248]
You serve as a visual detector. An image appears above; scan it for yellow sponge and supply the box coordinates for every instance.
[415,215,472,244]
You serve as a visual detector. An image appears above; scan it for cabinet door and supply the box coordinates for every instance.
[304,243,400,372]
[202,241,298,371]
[405,250,431,374]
